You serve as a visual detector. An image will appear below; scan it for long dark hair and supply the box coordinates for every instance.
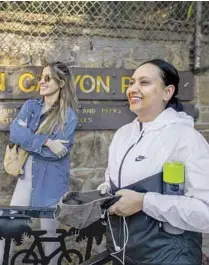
[139,59,183,112]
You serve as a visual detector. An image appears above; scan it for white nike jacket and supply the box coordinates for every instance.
[105,107,209,233]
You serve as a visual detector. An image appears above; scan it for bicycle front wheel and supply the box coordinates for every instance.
[11,249,38,265]
[58,249,83,265]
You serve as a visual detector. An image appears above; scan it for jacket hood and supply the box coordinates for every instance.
[132,107,194,134]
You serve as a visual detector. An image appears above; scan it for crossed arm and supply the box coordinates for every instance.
[10,101,77,161]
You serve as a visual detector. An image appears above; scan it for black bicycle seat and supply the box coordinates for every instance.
[0,218,32,245]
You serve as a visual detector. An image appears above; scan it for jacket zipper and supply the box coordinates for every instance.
[117,123,144,247]
[118,129,144,188]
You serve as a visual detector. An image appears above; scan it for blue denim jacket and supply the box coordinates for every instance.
[10,99,77,207]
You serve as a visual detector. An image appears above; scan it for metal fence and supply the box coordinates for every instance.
[0,1,208,71]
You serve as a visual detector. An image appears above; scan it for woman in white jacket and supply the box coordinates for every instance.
[98,59,209,265]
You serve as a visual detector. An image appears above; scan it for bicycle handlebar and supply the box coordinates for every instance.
[0,205,55,219]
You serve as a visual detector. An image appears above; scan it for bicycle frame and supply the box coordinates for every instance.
[25,233,70,264]
[0,206,107,265]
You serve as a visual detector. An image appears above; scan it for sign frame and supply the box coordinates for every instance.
[0,67,194,100]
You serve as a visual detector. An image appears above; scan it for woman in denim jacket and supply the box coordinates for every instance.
[0,61,78,265]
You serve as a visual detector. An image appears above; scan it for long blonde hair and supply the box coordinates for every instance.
[39,61,79,135]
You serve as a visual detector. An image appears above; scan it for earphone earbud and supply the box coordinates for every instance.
[101,210,106,219]
[115,245,121,252]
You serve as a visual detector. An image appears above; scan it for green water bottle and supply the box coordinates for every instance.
[163,162,185,234]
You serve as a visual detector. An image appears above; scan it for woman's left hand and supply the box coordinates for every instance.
[109,189,145,217]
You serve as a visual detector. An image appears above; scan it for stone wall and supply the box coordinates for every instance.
[0,36,197,202]
[0,34,209,256]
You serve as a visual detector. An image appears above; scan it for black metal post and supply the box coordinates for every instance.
[2,238,11,265]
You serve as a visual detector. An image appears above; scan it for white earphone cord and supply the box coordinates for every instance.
[107,212,129,265]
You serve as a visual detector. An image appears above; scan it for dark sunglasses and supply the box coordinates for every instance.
[37,74,53,83]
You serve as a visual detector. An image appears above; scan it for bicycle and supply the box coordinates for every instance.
[10,228,83,265]
[0,205,106,265]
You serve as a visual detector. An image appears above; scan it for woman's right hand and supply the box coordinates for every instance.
[44,139,69,158]
[97,182,111,194]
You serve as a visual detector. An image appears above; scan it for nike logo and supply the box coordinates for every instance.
[135,155,147,162]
